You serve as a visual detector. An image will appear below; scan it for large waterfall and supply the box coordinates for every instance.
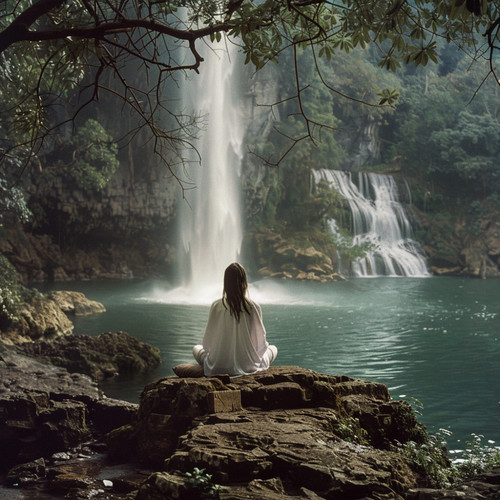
[314,169,429,277]
[178,42,245,294]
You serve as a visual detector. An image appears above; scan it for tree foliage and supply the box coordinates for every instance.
[431,111,500,180]
[383,51,500,206]
[0,0,499,179]
[0,177,31,226]
[56,118,119,191]
[0,253,24,329]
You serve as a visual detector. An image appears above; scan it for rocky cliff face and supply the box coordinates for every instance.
[336,117,381,171]
[416,208,500,278]
[1,160,178,282]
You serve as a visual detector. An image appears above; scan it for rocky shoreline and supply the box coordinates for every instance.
[2,344,500,498]
[19,330,160,381]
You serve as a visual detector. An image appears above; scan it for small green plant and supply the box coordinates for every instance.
[396,425,500,489]
[335,416,369,445]
[396,398,500,488]
[396,428,453,488]
[0,254,24,329]
[185,467,221,498]
[452,433,500,481]
[405,397,424,416]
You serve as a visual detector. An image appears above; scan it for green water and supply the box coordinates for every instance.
[39,277,500,449]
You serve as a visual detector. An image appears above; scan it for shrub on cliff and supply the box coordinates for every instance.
[0,177,31,228]
[70,119,120,191]
[39,119,119,193]
[0,253,25,331]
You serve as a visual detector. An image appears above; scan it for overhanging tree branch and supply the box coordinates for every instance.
[1,0,499,182]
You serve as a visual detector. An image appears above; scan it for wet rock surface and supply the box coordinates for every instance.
[19,330,161,381]
[0,343,137,473]
[0,445,150,500]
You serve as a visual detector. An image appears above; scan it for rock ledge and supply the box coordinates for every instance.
[110,366,429,499]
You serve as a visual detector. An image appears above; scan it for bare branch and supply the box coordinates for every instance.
[249,125,310,168]
[309,44,387,108]
[0,0,64,51]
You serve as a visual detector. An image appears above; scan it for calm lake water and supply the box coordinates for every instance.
[38,277,500,450]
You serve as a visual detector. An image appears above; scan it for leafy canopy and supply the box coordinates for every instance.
[69,119,120,191]
[0,0,499,177]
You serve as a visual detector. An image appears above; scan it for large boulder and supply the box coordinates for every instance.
[1,290,108,345]
[1,294,73,343]
[109,366,430,499]
[0,343,137,473]
[161,409,419,499]
[19,331,161,381]
[49,291,106,316]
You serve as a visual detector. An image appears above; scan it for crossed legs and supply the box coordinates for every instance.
[192,344,277,366]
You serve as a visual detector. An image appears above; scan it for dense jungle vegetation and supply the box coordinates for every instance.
[245,41,500,267]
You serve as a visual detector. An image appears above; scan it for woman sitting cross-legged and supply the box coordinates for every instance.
[192,262,277,377]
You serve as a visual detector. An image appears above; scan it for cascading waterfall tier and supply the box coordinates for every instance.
[179,41,245,291]
[314,169,429,277]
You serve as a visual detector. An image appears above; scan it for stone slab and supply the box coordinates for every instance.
[207,390,242,413]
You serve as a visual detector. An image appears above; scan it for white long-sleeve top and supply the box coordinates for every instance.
[202,298,270,377]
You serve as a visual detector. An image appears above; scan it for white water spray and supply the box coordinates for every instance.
[175,41,245,300]
[314,169,429,277]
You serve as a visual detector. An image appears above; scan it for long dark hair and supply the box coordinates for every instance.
[222,262,251,321]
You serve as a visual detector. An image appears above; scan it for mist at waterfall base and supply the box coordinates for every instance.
[61,277,500,451]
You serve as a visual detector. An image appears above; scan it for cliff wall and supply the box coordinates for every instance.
[1,157,178,282]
